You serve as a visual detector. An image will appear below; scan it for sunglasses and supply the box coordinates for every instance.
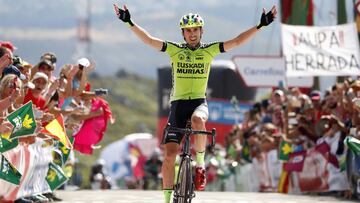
[8,84,16,89]
[42,54,57,64]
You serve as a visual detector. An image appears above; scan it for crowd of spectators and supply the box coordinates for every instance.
[205,78,360,199]
[0,41,108,202]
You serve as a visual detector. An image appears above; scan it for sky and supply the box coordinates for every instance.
[0,0,357,78]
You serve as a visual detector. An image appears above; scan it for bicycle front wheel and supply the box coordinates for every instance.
[173,156,193,203]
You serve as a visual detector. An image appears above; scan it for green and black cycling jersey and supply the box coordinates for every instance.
[161,42,225,102]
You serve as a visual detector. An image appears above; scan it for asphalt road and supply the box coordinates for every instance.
[56,190,359,203]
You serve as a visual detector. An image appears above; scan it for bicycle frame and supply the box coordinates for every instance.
[164,123,216,203]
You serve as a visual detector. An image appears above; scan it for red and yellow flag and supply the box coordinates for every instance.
[278,169,290,193]
[41,115,72,149]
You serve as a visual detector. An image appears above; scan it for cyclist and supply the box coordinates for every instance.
[114,4,277,203]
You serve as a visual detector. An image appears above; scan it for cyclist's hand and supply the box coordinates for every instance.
[257,5,277,29]
[113,4,134,27]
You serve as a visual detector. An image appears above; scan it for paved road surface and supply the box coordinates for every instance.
[56,190,358,203]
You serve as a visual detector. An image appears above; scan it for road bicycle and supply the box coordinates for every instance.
[164,122,216,203]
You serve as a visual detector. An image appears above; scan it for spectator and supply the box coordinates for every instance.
[143,148,163,190]
[23,72,49,110]
[0,74,22,115]
[0,46,13,73]
[89,159,111,190]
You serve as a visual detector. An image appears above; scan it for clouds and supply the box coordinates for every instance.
[0,0,282,77]
[0,26,132,44]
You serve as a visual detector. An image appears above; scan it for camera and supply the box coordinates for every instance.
[94,88,108,96]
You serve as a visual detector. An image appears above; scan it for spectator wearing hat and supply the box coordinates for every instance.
[309,90,323,121]
[1,65,28,107]
[32,57,61,102]
[2,65,26,81]
[61,58,94,110]
[33,59,54,80]
[24,72,49,110]
[31,52,57,80]
[0,41,16,53]
[13,56,33,83]
[40,52,57,69]
[271,89,285,106]
[73,57,94,96]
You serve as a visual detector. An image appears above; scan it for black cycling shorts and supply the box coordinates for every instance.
[162,98,208,144]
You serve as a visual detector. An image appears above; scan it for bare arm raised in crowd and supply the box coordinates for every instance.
[113,4,277,52]
[73,61,95,97]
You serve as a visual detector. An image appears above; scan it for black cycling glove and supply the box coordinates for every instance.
[257,10,275,29]
[114,4,134,27]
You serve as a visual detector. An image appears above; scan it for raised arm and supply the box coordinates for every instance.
[223,5,277,52]
[114,4,164,51]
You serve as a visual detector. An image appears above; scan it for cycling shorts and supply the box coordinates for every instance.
[162,98,208,144]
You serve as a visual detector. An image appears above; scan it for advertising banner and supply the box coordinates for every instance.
[233,56,313,87]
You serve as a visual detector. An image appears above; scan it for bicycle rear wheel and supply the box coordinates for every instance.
[173,156,193,203]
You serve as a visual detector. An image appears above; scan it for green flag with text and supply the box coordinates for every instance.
[7,101,36,140]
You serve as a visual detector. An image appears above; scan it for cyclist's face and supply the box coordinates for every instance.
[182,27,203,47]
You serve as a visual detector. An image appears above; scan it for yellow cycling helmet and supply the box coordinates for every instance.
[179,13,204,29]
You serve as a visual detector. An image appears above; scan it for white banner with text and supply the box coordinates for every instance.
[281,23,360,77]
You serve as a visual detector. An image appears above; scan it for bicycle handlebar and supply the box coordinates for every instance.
[164,123,216,147]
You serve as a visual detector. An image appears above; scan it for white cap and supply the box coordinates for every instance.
[32,72,48,82]
[274,89,284,97]
[24,81,35,89]
[78,58,90,68]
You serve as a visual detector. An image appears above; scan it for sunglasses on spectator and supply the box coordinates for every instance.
[8,83,17,89]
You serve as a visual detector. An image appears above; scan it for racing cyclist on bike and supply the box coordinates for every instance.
[114,4,277,203]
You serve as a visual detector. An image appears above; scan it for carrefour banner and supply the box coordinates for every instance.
[282,23,360,77]
[233,56,313,87]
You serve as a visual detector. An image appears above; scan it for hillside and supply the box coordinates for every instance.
[74,71,158,188]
